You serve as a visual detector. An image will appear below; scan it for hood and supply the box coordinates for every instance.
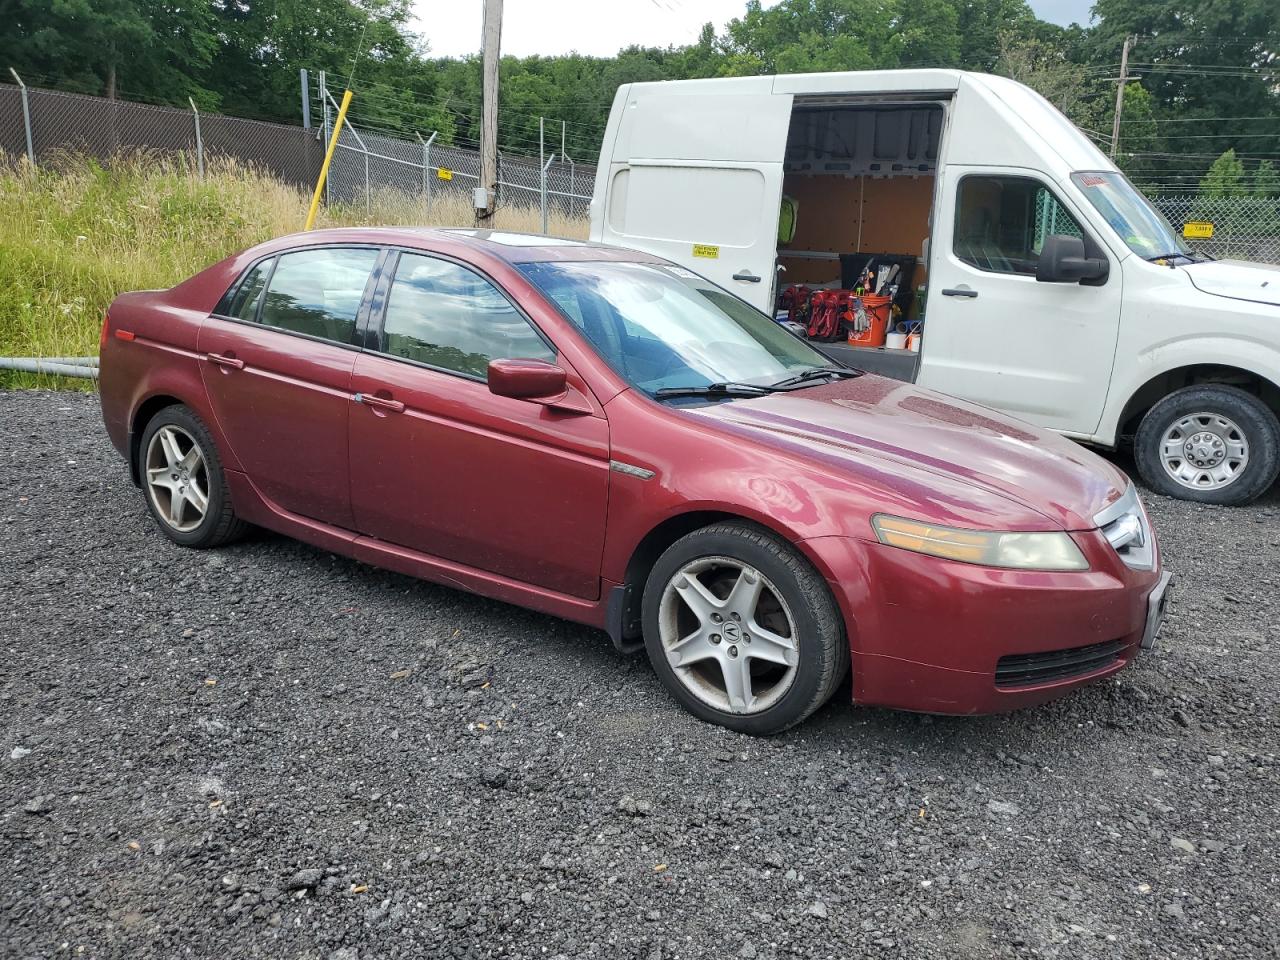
[686,376,1129,531]
[1184,260,1280,308]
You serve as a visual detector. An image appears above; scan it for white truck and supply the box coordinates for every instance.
[587,69,1280,505]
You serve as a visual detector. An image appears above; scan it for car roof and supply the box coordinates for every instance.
[269,226,662,265]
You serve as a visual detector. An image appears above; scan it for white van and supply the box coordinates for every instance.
[588,69,1280,505]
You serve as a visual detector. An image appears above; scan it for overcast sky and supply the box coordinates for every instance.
[412,0,1096,60]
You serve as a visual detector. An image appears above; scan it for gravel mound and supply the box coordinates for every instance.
[2,391,1278,959]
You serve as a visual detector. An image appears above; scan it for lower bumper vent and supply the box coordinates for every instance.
[995,639,1126,688]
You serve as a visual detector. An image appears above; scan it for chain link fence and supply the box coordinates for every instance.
[1,73,595,231]
[313,76,594,223]
[1150,196,1280,263]
[1,78,321,188]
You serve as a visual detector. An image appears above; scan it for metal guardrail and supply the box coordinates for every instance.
[0,357,99,378]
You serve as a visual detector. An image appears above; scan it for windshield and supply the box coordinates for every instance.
[1071,171,1191,259]
[517,260,834,395]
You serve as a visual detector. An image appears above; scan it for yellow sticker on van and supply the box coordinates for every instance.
[437,168,453,181]
[1182,221,1213,239]
[692,244,720,259]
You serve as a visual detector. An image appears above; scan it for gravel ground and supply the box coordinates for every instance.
[2,390,1278,960]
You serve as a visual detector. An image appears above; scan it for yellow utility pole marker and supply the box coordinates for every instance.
[304,88,354,230]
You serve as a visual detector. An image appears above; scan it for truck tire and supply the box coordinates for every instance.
[1134,385,1280,505]
[641,522,849,735]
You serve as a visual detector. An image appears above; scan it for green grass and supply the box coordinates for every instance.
[0,153,587,390]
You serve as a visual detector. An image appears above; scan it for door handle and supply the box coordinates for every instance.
[206,352,245,370]
[732,271,762,283]
[353,392,405,413]
[941,288,979,299]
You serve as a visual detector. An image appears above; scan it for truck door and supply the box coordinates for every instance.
[918,166,1123,436]
[593,82,793,313]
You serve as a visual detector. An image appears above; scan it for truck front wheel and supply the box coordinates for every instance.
[1135,385,1280,505]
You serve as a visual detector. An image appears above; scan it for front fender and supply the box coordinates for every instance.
[1097,333,1280,445]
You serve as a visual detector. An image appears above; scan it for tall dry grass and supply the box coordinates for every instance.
[0,153,588,388]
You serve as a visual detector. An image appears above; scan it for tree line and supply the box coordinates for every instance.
[2,0,1277,195]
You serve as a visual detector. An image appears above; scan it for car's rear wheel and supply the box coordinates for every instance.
[1134,385,1280,505]
[641,522,848,735]
[138,405,248,547]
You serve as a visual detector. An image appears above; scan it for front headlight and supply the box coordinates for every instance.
[871,515,1089,571]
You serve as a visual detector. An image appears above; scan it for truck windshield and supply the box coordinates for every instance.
[518,260,835,396]
[1071,171,1191,260]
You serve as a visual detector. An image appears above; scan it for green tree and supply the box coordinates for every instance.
[0,0,216,103]
[1089,0,1280,165]
[1254,159,1280,198]
[1199,149,1248,198]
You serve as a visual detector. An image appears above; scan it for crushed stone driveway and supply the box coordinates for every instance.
[2,390,1278,960]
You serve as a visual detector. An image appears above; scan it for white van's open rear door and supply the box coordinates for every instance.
[593,79,793,312]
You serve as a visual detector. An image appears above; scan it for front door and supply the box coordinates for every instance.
[198,246,382,528]
[918,167,1123,436]
[347,251,611,600]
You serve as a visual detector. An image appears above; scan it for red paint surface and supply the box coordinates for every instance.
[99,227,1163,716]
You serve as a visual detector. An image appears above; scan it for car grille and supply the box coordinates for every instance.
[995,639,1127,688]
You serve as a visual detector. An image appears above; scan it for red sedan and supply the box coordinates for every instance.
[99,228,1171,734]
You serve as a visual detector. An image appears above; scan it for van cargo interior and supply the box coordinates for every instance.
[777,102,943,373]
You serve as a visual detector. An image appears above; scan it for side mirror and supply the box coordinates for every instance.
[487,357,568,401]
[1036,234,1108,284]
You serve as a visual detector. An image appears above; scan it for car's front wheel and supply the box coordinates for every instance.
[1134,385,1280,505]
[641,522,848,735]
[138,405,248,548]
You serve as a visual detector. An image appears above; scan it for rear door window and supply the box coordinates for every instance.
[219,258,272,321]
[258,248,379,343]
[379,253,555,379]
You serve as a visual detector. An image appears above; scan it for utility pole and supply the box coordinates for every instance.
[479,0,503,220]
[1110,35,1133,160]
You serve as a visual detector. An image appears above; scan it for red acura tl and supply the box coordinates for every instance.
[99,228,1171,734]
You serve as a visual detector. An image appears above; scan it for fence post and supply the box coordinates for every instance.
[299,69,311,129]
[8,68,34,165]
[188,97,205,178]
[320,71,331,206]
[417,131,437,219]
[541,153,555,234]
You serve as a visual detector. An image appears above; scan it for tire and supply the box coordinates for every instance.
[641,522,849,735]
[1134,385,1280,506]
[137,404,249,548]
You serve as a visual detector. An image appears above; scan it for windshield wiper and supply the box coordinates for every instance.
[1144,252,1190,264]
[652,381,779,401]
[770,366,863,389]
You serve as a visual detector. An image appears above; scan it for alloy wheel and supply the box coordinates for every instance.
[145,425,210,532]
[657,556,800,715]
[1159,412,1249,491]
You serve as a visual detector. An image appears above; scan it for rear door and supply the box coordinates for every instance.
[198,246,383,528]
[346,250,611,600]
[594,80,793,312]
[918,167,1122,436]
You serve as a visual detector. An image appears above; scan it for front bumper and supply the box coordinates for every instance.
[801,530,1167,715]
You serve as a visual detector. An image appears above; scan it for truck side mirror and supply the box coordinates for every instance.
[1036,234,1108,284]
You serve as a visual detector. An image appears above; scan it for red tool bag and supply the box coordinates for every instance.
[779,284,812,326]
[807,290,850,342]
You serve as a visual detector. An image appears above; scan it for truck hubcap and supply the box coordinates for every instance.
[1160,413,1248,490]
[658,556,799,715]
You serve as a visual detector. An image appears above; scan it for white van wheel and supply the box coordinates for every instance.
[1135,385,1280,505]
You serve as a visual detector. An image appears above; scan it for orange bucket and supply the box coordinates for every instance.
[848,294,891,347]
